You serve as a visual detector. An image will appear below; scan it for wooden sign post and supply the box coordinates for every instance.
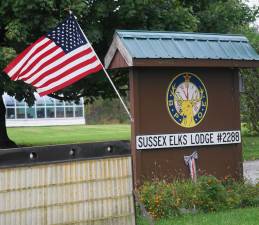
[105,30,259,186]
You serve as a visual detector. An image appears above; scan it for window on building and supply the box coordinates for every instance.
[65,107,73,117]
[36,108,45,118]
[56,107,65,118]
[3,93,84,120]
[46,107,55,118]
[6,108,15,119]
[16,107,25,119]
[27,107,36,119]
[75,107,83,117]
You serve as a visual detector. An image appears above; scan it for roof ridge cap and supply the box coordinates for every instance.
[115,29,245,38]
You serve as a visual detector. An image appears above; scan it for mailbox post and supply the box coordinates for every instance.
[105,30,259,186]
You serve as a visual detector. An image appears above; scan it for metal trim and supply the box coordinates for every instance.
[0,140,130,168]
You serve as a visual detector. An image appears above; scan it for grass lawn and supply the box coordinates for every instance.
[7,124,130,147]
[137,207,259,225]
[6,124,259,161]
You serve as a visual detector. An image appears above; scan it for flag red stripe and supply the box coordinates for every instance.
[35,56,99,88]
[20,51,65,81]
[10,39,52,81]
[38,64,102,96]
[19,45,60,78]
[3,36,45,74]
[29,47,93,85]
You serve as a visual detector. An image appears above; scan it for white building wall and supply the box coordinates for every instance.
[3,93,85,127]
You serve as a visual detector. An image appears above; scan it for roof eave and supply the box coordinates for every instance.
[104,34,133,69]
[131,58,259,68]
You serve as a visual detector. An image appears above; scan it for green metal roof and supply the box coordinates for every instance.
[115,30,259,60]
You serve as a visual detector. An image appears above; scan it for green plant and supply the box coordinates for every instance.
[222,176,259,208]
[138,176,259,220]
[173,180,197,209]
[221,176,242,209]
[195,176,227,212]
[238,184,259,207]
[139,181,180,218]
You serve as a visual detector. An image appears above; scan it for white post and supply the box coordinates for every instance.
[73,14,133,122]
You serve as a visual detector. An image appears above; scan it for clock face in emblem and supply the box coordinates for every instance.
[166,72,208,128]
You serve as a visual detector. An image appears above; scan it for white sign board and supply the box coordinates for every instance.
[136,130,241,150]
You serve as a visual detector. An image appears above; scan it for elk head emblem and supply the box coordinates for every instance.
[169,74,204,128]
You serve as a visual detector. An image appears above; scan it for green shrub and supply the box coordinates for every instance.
[173,180,197,209]
[238,183,259,207]
[138,176,259,220]
[195,176,227,212]
[221,176,242,209]
[139,181,180,218]
[222,176,259,208]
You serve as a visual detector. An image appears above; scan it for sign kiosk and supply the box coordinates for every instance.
[105,30,259,186]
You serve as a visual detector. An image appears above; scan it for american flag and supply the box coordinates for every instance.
[184,151,198,182]
[4,15,102,96]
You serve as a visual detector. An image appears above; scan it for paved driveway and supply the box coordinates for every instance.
[243,160,259,184]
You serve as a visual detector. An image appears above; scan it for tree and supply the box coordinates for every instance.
[183,0,258,33]
[0,0,258,148]
[0,0,198,148]
[240,27,259,134]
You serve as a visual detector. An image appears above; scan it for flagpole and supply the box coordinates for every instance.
[73,14,133,122]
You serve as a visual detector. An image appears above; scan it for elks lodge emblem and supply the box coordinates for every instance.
[167,72,208,128]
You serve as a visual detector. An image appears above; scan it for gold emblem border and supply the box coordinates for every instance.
[166,72,209,128]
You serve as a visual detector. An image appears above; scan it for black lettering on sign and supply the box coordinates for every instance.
[171,135,178,146]
[137,137,143,148]
[136,130,241,150]
[210,133,214,143]
[142,137,149,148]
[191,134,195,145]
[196,134,199,144]
[199,134,204,144]
[183,135,188,145]
[178,135,183,145]
[149,136,153,147]
[153,136,159,147]
[162,136,167,146]
[169,135,174,146]
[158,136,163,146]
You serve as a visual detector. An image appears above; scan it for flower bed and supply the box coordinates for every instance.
[138,176,259,219]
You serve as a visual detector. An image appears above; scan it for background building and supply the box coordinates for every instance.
[3,93,85,127]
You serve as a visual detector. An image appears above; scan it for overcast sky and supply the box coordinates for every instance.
[246,0,259,26]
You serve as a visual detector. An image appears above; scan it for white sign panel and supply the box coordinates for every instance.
[136,130,241,150]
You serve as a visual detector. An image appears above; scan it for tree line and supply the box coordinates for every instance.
[0,0,258,147]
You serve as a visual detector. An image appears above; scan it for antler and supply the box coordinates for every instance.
[175,92,183,103]
[170,85,183,105]
[191,88,204,105]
